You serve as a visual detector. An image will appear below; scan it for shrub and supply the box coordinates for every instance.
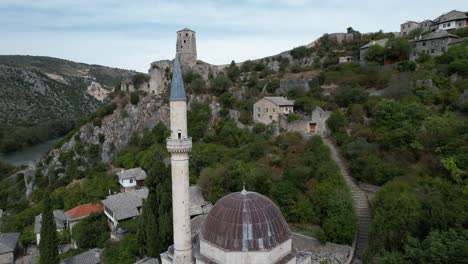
[130,92,140,105]
[210,74,232,96]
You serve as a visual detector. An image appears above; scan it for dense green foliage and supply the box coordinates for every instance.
[136,153,172,257]
[38,193,60,264]
[72,212,109,249]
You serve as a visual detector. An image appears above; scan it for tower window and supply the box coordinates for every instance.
[181,45,183,48]
[178,130,182,139]
[184,40,186,43]
[186,33,188,36]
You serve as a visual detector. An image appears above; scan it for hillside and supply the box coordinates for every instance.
[0,55,138,153]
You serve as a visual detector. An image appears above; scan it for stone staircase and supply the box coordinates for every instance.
[322,137,371,263]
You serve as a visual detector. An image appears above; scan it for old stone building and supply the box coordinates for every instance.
[359,39,388,62]
[177,28,197,67]
[253,97,294,125]
[434,10,468,31]
[0,233,20,264]
[338,56,356,64]
[409,30,460,61]
[400,21,421,36]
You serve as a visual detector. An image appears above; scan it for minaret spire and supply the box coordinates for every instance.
[170,55,187,102]
[166,53,193,264]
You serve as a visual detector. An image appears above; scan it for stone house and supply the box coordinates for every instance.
[400,21,421,36]
[434,10,468,31]
[338,56,356,64]
[359,39,388,62]
[60,248,101,264]
[101,188,148,231]
[117,167,147,192]
[279,107,331,135]
[189,185,213,217]
[409,30,460,61]
[253,97,294,125]
[0,233,20,264]
[34,210,68,245]
[65,203,104,231]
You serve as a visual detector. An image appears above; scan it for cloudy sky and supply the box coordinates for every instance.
[1,0,466,72]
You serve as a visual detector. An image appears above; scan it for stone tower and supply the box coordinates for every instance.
[176,28,197,67]
[166,54,193,264]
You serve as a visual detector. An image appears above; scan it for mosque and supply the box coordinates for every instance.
[160,29,312,264]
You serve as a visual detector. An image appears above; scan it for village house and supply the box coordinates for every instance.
[101,188,148,231]
[410,30,460,61]
[338,56,356,63]
[117,167,147,192]
[434,10,468,31]
[0,233,20,264]
[60,248,102,264]
[34,210,68,245]
[359,39,388,62]
[400,21,421,36]
[65,203,104,231]
[253,97,294,125]
[279,107,331,135]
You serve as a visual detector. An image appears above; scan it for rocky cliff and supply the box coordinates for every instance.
[41,94,169,177]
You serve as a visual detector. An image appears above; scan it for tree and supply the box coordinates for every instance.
[38,193,59,264]
[210,74,232,96]
[137,153,172,257]
[365,45,385,64]
[72,213,109,249]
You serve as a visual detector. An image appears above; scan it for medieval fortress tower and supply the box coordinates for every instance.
[176,28,197,67]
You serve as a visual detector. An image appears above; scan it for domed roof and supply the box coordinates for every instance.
[201,190,291,251]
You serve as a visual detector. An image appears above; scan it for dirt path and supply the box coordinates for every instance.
[322,136,371,263]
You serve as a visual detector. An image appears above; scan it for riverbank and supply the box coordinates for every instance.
[0,138,61,166]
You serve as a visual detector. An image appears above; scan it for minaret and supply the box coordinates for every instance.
[166,55,193,264]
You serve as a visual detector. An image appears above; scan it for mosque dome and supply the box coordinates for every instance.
[201,190,291,252]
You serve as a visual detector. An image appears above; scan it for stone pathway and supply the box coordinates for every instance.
[321,136,371,264]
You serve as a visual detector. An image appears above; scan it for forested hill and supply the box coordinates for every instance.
[0,55,137,153]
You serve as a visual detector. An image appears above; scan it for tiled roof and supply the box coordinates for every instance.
[34,210,67,234]
[101,188,148,221]
[0,233,20,254]
[117,168,147,181]
[135,257,160,264]
[416,30,459,41]
[263,97,295,106]
[435,10,468,23]
[170,55,187,101]
[189,185,213,216]
[60,248,101,264]
[360,38,388,49]
[65,203,103,221]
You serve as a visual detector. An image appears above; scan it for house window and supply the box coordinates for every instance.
[129,179,134,184]
[443,24,446,28]
[266,108,268,112]
[458,22,462,27]
[422,42,426,46]
[181,45,183,48]
[257,114,260,118]
[273,108,275,112]
[441,47,446,52]
[184,40,186,43]
[447,22,451,27]
[285,107,289,111]
[431,49,435,54]
[269,115,272,120]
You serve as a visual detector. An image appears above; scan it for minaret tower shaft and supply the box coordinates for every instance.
[166,55,193,264]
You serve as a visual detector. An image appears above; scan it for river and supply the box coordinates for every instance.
[0,138,61,166]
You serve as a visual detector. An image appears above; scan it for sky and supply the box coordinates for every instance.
[0,0,467,72]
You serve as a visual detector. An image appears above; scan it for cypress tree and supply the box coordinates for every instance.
[38,193,60,264]
[138,152,173,257]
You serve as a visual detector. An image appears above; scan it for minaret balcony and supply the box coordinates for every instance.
[166,138,192,153]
